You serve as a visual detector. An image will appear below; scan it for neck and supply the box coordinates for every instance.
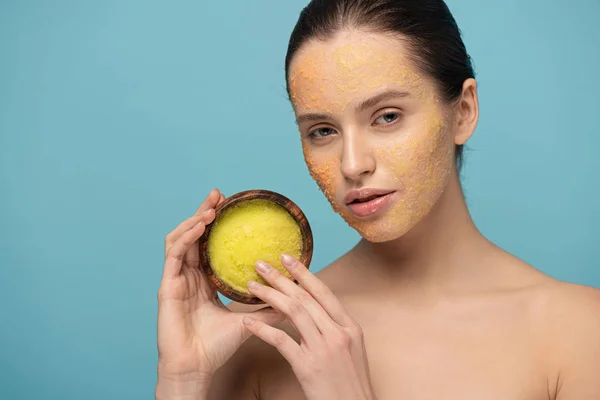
[351,171,491,293]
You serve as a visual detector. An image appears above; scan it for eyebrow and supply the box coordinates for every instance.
[295,112,333,124]
[295,89,410,125]
[356,89,411,112]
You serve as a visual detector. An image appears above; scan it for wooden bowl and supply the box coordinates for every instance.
[198,189,313,304]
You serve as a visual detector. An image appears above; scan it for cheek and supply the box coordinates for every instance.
[361,107,454,241]
[302,144,341,207]
[299,105,454,244]
[379,115,452,190]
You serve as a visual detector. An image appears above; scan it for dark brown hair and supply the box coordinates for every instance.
[284,0,475,169]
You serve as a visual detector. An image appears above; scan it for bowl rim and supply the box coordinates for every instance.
[198,189,313,304]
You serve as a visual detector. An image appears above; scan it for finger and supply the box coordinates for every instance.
[183,209,216,267]
[194,188,222,216]
[163,221,206,278]
[239,307,285,341]
[255,261,333,333]
[184,192,224,264]
[250,306,285,324]
[165,209,216,257]
[280,254,354,327]
[242,316,302,362]
[247,280,322,346]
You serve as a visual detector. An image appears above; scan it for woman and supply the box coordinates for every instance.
[155,0,600,399]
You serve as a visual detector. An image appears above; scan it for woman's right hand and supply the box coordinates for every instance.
[156,188,284,396]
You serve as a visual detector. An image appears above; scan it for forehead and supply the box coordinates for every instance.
[288,31,426,112]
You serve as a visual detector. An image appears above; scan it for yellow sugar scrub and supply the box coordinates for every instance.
[209,200,301,289]
[198,190,313,304]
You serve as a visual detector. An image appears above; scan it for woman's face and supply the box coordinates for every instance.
[288,30,457,243]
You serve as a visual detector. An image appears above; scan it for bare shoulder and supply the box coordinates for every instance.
[558,280,600,310]
[536,279,600,329]
[531,279,600,399]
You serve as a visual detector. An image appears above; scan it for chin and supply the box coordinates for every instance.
[351,217,415,243]
[333,205,418,244]
[360,228,406,243]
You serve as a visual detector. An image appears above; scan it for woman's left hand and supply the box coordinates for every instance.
[241,253,377,400]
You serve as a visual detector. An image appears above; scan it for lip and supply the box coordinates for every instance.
[344,188,395,205]
[344,189,396,218]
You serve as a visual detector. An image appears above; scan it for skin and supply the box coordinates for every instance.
[156,29,600,400]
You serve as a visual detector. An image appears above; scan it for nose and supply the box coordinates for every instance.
[340,131,375,183]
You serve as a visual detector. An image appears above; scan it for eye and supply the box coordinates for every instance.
[307,127,336,139]
[374,111,401,126]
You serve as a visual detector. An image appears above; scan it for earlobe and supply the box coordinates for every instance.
[454,78,479,145]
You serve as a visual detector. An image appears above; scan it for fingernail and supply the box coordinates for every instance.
[281,253,294,267]
[243,316,255,325]
[248,280,262,290]
[202,208,213,215]
[255,261,271,274]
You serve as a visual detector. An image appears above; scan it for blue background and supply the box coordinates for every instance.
[1,0,599,398]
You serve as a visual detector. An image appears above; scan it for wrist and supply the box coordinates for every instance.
[155,372,212,400]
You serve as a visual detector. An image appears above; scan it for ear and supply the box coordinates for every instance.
[454,78,479,145]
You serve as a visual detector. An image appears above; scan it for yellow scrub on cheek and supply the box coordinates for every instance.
[370,99,454,241]
[302,143,342,211]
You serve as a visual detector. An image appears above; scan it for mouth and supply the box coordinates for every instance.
[344,189,396,218]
